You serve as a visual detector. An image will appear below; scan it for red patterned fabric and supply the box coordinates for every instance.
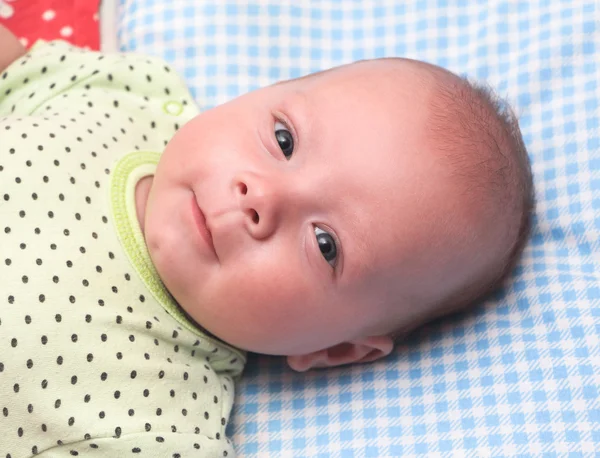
[0,0,101,50]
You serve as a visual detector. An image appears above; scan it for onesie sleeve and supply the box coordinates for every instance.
[36,432,237,457]
[0,39,198,121]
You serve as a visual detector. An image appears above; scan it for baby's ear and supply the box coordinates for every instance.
[286,335,394,372]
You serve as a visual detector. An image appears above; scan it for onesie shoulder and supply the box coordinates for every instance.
[0,40,199,122]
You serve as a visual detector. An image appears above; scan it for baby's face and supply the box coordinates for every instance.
[143,60,483,357]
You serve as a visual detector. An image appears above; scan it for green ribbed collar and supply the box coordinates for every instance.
[110,151,245,362]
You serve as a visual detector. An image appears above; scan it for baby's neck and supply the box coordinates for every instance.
[135,176,154,234]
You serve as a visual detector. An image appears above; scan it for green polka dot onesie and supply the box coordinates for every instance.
[0,41,246,457]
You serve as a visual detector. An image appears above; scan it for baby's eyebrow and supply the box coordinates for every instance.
[337,214,375,284]
[277,89,309,137]
[283,88,308,110]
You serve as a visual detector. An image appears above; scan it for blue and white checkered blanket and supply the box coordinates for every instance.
[117,1,600,456]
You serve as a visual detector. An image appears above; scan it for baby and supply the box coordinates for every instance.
[0,25,533,457]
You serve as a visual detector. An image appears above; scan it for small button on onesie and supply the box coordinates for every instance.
[0,40,245,457]
[163,101,185,116]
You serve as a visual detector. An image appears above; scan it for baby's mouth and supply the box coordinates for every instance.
[191,194,217,258]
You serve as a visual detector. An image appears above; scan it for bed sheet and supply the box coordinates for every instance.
[117,1,600,456]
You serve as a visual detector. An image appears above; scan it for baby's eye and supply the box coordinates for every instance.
[274,121,294,160]
[314,227,338,267]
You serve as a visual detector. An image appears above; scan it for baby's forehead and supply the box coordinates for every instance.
[282,58,442,91]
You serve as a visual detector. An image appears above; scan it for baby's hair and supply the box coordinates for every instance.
[456,80,534,282]
[396,64,535,338]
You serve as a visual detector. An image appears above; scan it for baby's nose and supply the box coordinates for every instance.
[235,173,284,240]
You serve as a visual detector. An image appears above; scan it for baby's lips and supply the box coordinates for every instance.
[191,194,218,259]
[204,207,252,261]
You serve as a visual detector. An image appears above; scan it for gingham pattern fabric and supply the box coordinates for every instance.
[117,1,600,456]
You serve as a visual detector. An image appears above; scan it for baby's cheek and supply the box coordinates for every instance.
[145,219,180,272]
[224,266,314,337]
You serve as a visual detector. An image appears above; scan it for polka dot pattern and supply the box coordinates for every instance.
[0,2,100,50]
[0,41,243,456]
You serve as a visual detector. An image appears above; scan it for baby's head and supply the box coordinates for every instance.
[138,58,533,371]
